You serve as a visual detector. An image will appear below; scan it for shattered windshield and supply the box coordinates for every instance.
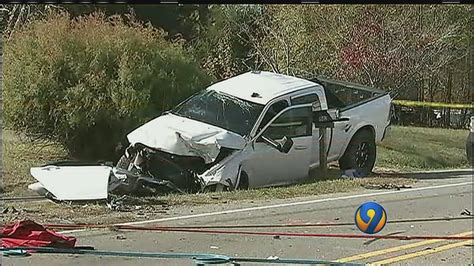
[172,90,264,136]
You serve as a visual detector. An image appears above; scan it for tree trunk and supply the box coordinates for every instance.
[445,70,453,128]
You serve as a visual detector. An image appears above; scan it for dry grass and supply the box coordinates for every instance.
[2,130,68,196]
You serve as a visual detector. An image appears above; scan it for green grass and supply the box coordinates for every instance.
[377,126,470,171]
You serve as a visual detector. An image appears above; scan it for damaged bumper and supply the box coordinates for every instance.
[28,162,190,201]
[120,142,241,192]
[28,143,241,200]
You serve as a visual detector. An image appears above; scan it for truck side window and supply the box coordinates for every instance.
[262,106,312,140]
[291,94,319,105]
[258,100,289,132]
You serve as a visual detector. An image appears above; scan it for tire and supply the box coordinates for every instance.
[237,171,249,190]
[338,129,376,174]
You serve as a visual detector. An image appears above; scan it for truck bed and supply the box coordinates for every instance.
[313,77,388,111]
[308,77,392,168]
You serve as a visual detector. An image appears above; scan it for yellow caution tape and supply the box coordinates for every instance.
[393,100,474,109]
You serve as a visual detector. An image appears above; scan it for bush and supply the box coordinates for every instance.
[3,11,212,161]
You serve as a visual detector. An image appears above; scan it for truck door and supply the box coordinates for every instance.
[290,93,323,168]
[327,109,351,161]
[322,86,350,161]
[242,103,313,187]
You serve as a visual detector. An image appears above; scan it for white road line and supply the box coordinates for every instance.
[60,181,473,234]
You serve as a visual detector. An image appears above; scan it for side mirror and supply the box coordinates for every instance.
[279,136,294,153]
[260,135,294,154]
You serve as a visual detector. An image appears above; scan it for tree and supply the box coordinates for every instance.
[191,5,262,79]
[3,11,211,160]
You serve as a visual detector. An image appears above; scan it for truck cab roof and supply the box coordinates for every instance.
[207,71,318,105]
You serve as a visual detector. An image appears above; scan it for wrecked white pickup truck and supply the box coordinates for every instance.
[29,71,392,200]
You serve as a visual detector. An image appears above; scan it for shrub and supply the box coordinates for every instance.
[3,11,212,161]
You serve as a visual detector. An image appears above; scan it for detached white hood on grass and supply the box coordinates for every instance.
[29,165,112,200]
[126,114,247,163]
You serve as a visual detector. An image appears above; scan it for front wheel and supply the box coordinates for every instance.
[237,171,249,190]
[338,130,377,174]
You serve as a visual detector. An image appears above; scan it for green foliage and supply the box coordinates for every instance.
[63,4,211,42]
[3,11,211,160]
[191,5,261,79]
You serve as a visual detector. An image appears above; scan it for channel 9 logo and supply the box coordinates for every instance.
[355,201,387,234]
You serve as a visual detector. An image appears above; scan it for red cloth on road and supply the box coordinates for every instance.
[1,220,76,248]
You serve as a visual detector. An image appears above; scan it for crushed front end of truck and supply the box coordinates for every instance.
[28,112,251,200]
[115,141,240,195]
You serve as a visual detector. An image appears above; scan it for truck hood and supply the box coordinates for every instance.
[127,114,246,163]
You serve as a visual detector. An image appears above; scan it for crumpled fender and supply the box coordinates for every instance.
[198,148,252,189]
[127,114,246,163]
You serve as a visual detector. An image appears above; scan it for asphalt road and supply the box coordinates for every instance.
[1,170,473,265]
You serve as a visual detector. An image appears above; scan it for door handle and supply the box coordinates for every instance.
[344,124,352,132]
[294,145,308,150]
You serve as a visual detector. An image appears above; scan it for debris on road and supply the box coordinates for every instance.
[340,169,368,178]
[1,206,19,214]
[363,183,412,190]
[461,209,473,216]
[27,182,52,199]
[105,195,167,215]
[2,249,31,257]
[266,255,280,260]
[106,195,131,212]
[1,220,76,249]
[116,235,126,240]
